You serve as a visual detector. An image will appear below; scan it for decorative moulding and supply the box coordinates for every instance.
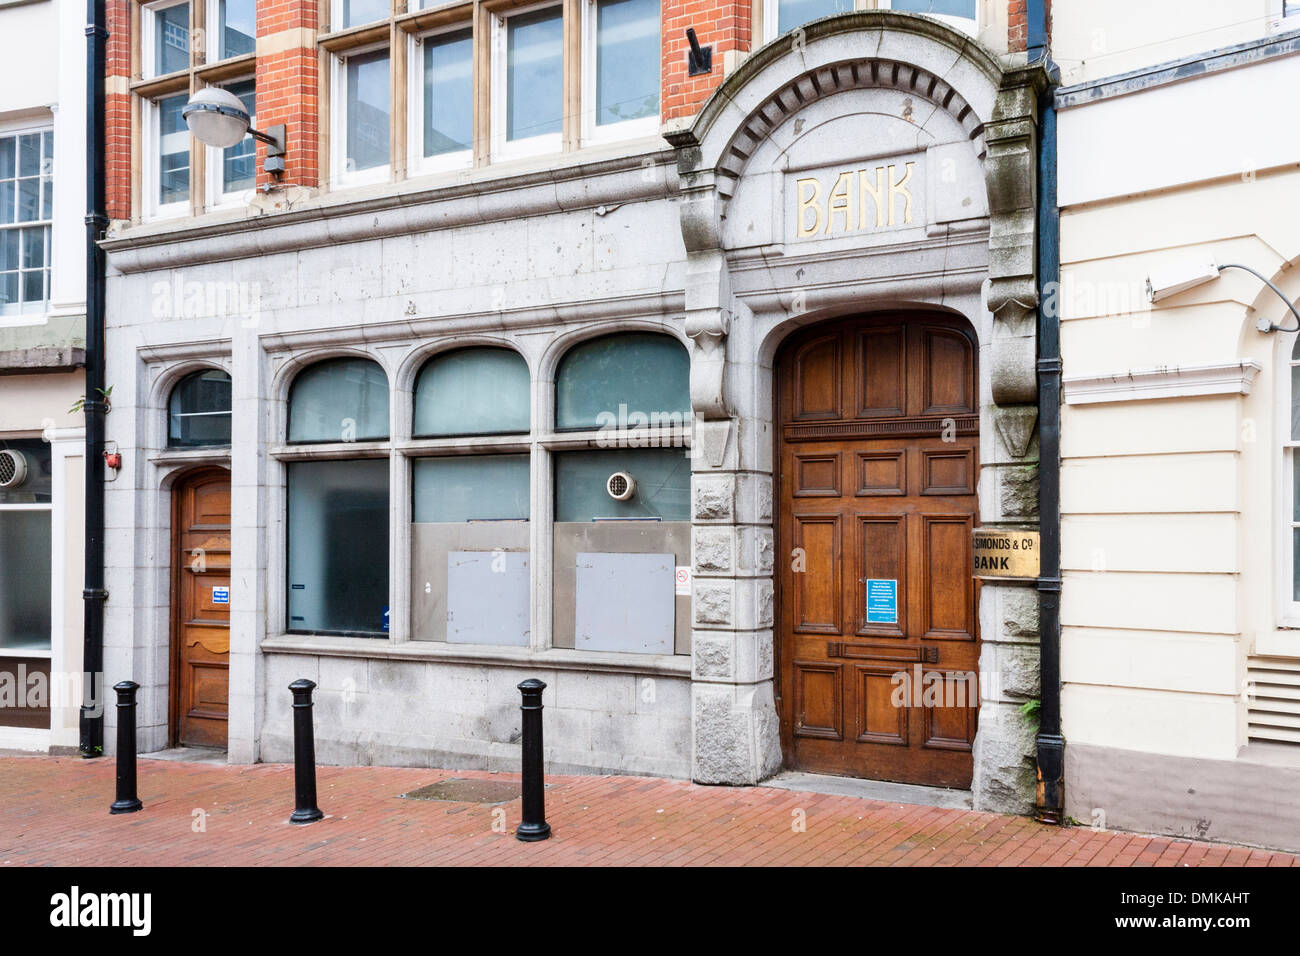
[1062,360,1263,405]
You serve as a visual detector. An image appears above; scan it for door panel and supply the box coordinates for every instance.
[777,314,980,789]
[171,468,231,749]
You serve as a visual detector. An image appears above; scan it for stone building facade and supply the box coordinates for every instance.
[99,0,1052,812]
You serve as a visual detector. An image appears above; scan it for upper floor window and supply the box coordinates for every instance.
[412,26,474,174]
[333,46,391,184]
[207,79,257,202]
[0,128,53,317]
[413,347,530,438]
[492,4,565,160]
[340,0,389,29]
[555,332,691,430]
[211,0,256,60]
[765,0,977,42]
[288,357,390,443]
[583,0,661,143]
[144,0,191,78]
[168,369,233,447]
[146,92,191,219]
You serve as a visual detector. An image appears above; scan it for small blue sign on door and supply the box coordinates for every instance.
[211,586,230,605]
[865,579,897,624]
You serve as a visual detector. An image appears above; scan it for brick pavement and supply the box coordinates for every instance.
[0,755,1294,866]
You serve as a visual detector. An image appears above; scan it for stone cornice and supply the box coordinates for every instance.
[1062,360,1264,405]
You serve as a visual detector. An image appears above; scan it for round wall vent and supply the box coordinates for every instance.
[0,449,29,489]
[606,471,636,501]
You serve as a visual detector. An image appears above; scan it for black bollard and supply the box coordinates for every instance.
[288,679,324,824]
[109,680,142,814]
[515,678,551,842]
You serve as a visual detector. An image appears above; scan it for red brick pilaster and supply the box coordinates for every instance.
[255,0,319,190]
[105,0,132,221]
[662,0,752,123]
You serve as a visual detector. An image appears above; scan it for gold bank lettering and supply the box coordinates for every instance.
[795,161,915,238]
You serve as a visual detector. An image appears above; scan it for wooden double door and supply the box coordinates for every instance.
[170,468,231,749]
[776,314,980,789]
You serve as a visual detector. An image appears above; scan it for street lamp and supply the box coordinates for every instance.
[181,86,287,176]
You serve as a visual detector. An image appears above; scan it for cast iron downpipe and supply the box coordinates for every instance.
[79,0,108,757]
[1029,3,1065,823]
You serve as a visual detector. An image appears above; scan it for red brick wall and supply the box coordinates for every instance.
[662,0,752,122]
[254,1,318,190]
[1008,0,1050,54]
[105,0,131,221]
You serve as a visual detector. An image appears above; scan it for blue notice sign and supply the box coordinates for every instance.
[211,586,230,605]
[865,579,897,624]
[382,606,390,632]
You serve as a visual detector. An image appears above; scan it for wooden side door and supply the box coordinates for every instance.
[171,468,232,749]
[776,314,980,789]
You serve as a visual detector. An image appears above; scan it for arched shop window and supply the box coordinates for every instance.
[552,332,692,655]
[554,332,689,430]
[167,369,232,447]
[410,346,532,646]
[413,347,529,437]
[288,356,389,443]
[285,357,390,636]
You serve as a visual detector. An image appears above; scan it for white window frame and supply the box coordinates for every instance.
[206,0,258,62]
[406,24,475,178]
[1270,0,1300,32]
[203,78,258,210]
[143,94,191,222]
[331,0,392,31]
[142,0,192,80]
[490,1,564,163]
[580,0,661,146]
[0,122,54,322]
[1277,331,1300,627]
[330,42,393,189]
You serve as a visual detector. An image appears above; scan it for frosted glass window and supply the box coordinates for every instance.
[287,459,389,634]
[342,0,389,27]
[555,333,689,430]
[776,0,850,35]
[0,510,51,651]
[423,29,474,157]
[169,369,232,447]
[506,7,563,141]
[288,358,389,443]
[154,2,190,75]
[554,448,689,521]
[595,0,659,126]
[414,348,529,437]
[345,50,390,172]
[158,94,190,206]
[413,455,530,522]
[217,0,255,58]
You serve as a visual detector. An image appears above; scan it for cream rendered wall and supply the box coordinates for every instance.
[1051,0,1278,85]
[1058,42,1300,761]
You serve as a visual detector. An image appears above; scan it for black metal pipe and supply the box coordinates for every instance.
[109,680,142,814]
[79,0,108,758]
[288,679,323,824]
[1032,12,1065,824]
[515,679,551,842]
